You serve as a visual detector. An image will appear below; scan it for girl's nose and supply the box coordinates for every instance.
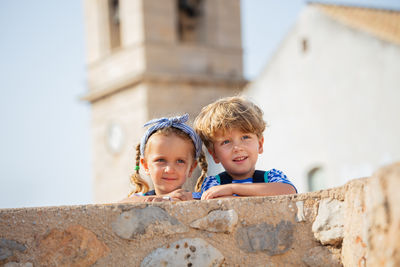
[164,164,174,173]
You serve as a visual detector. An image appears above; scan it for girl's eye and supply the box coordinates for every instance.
[177,159,185,164]
[221,140,230,145]
[155,158,166,163]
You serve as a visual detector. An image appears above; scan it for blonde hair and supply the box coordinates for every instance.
[128,127,208,195]
[195,150,208,192]
[194,96,266,150]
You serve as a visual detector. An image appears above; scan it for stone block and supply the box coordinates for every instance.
[341,178,368,266]
[190,209,238,233]
[312,198,344,245]
[112,206,188,240]
[365,162,400,266]
[36,225,109,267]
[302,246,342,267]
[4,263,33,267]
[236,220,294,256]
[0,239,26,261]
[296,201,306,222]
[141,238,224,267]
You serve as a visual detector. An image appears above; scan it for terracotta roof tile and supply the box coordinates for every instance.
[312,3,400,46]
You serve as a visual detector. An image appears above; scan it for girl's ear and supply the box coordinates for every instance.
[188,161,198,177]
[140,158,150,174]
[258,137,264,154]
[207,148,220,164]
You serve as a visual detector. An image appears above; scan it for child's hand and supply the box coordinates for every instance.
[167,189,193,201]
[201,184,234,200]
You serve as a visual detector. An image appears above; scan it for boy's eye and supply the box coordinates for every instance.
[221,140,230,145]
[177,159,185,164]
[242,135,251,140]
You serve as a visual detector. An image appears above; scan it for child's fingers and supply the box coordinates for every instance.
[145,196,156,202]
[168,189,191,201]
[172,193,185,200]
[201,186,221,200]
[201,189,210,200]
[201,191,214,200]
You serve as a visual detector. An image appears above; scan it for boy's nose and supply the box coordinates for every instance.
[233,143,243,152]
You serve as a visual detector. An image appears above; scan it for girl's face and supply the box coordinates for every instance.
[141,133,197,195]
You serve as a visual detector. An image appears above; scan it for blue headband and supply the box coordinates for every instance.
[140,114,202,159]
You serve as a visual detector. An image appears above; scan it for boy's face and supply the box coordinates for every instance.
[209,128,264,180]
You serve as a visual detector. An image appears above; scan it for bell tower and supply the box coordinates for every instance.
[83,0,246,203]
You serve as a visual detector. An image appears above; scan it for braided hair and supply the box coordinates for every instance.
[128,143,149,196]
[195,151,208,192]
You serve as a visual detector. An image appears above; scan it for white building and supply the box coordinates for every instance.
[245,3,400,193]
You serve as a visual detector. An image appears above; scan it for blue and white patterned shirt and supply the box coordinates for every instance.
[192,169,297,199]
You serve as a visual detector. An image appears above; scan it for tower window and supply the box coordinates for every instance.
[108,0,121,50]
[177,0,205,43]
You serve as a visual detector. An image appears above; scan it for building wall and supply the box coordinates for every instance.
[245,6,400,193]
[91,84,148,202]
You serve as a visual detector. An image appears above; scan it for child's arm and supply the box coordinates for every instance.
[201,182,296,200]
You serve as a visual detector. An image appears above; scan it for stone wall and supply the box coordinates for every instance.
[1,162,399,266]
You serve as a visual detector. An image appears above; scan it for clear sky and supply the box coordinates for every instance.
[0,0,399,208]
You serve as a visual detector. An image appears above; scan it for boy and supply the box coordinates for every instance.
[193,96,296,200]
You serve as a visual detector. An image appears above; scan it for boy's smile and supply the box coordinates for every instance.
[233,156,247,162]
[209,128,264,180]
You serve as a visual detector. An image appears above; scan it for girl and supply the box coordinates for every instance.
[121,114,207,202]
